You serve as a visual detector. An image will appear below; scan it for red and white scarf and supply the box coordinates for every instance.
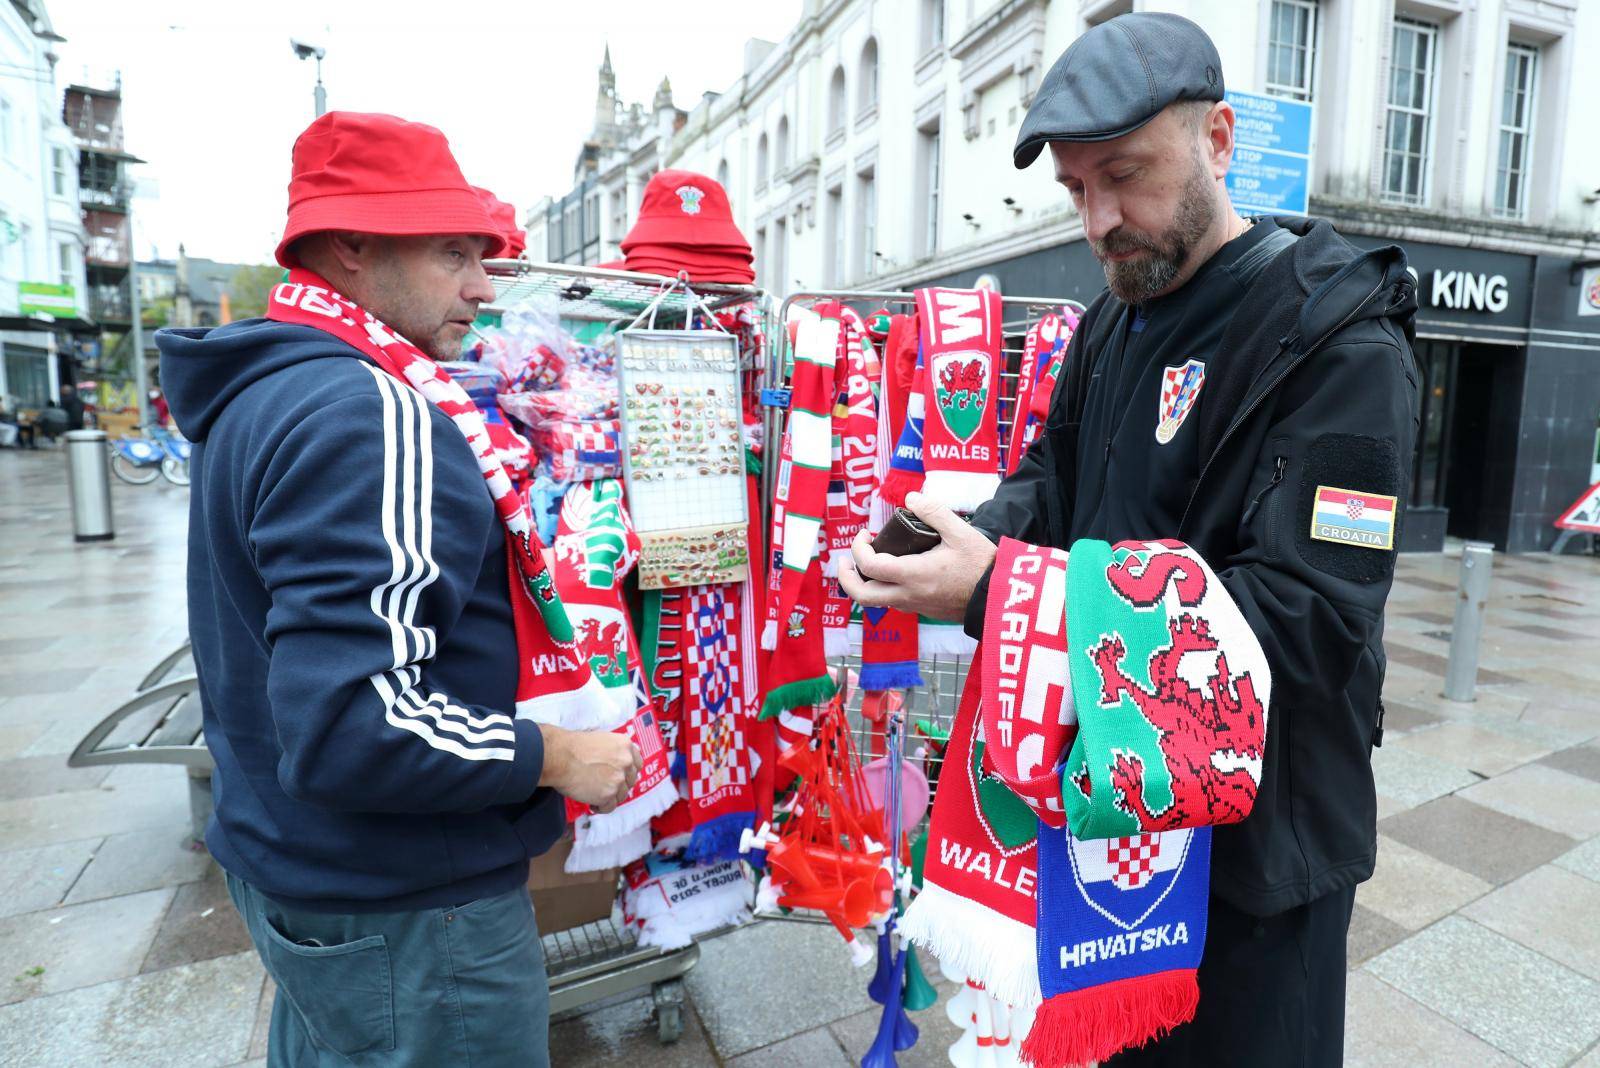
[1005,312,1074,474]
[682,582,757,863]
[266,271,605,727]
[915,287,1003,513]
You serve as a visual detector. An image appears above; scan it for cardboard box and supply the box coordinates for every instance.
[527,833,619,935]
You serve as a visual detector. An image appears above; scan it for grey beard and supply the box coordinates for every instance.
[1094,159,1218,305]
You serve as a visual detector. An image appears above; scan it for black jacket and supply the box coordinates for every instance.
[967,217,1420,915]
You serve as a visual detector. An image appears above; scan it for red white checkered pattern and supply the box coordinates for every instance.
[1345,498,1364,520]
[683,586,750,799]
[1106,834,1162,889]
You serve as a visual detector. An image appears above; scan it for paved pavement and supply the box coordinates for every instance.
[1,443,1599,1066]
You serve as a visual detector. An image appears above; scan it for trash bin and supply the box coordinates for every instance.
[64,429,114,542]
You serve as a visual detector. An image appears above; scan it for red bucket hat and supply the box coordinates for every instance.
[473,186,527,259]
[619,169,750,255]
[276,112,508,267]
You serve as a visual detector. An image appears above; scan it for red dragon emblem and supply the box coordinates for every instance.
[936,358,987,407]
[576,618,627,682]
[1088,614,1265,829]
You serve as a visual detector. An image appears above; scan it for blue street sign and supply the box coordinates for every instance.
[1226,91,1313,217]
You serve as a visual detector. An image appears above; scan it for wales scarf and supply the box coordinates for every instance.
[551,479,643,726]
[915,287,1002,513]
[266,271,606,727]
[978,537,1271,1067]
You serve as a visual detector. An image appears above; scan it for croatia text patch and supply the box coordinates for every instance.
[1310,486,1397,550]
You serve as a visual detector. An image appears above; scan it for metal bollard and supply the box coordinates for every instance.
[1443,541,1494,701]
[64,429,114,543]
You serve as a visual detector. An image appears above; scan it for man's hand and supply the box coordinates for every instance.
[838,491,998,622]
[538,725,642,812]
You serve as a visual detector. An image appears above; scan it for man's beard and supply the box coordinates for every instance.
[1090,156,1218,305]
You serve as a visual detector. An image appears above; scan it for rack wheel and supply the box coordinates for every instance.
[652,978,686,1044]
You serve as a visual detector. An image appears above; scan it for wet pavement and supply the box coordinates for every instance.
[1,444,1599,1066]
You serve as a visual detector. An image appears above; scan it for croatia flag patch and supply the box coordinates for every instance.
[1311,485,1398,550]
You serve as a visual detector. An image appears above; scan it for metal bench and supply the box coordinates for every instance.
[137,640,194,692]
[67,674,214,845]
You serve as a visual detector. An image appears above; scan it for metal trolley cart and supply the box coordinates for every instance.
[484,259,777,1043]
[757,289,1088,834]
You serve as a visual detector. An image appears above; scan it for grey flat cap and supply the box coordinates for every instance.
[1013,12,1224,169]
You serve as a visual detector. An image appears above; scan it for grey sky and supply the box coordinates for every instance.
[50,0,802,265]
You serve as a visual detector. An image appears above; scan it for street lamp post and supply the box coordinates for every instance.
[291,40,327,118]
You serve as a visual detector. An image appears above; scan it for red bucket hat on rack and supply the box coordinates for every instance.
[620,169,751,264]
[473,186,527,259]
[276,111,509,268]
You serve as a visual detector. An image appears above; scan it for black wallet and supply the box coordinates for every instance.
[871,508,942,556]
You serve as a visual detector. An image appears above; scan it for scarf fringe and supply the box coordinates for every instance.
[760,620,777,651]
[577,777,680,847]
[514,676,616,730]
[878,468,923,509]
[898,880,1042,1008]
[637,893,750,950]
[918,621,977,657]
[1019,969,1198,1068]
[760,674,837,719]
[565,823,652,873]
[823,627,851,657]
[920,470,1000,515]
[859,661,925,692]
[686,810,755,865]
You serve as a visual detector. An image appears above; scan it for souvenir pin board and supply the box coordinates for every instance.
[617,329,749,589]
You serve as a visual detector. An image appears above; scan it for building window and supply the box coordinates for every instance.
[1266,0,1318,101]
[1382,18,1438,205]
[858,39,879,117]
[756,133,769,190]
[773,219,788,291]
[919,125,942,256]
[0,98,13,164]
[857,169,876,278]
[716,158,730,192]
[1494,43,1538,220]
[775,116,790,175]
[920,0,945,55]
[51,147,70,197]
[828,67,847,138]
[57,241,74,285]
[827,185,845,285]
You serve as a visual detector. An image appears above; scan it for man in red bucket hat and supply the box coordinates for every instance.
[157,111,639,1067]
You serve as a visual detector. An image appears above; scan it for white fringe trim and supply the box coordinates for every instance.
[576,777,679,847]
[515,676,616,731]
[920,469,1000,514]
[824,626,850,657]
[637,895,749,950]
[565,822,652,873]
[918,621,977,656]
[898,880,1041,1008]
[760,620,777,652]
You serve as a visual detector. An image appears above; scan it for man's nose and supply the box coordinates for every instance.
[1081,190,1122,246]
[462,260,496,305]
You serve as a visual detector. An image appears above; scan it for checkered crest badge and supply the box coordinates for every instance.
[1155,358,1206,446]
[1066,826,1196,930]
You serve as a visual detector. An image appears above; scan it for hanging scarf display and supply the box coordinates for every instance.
[551,479,644,725]
[681,582,757,863]
[565,693,679,872]
[878,339,926,508]
[897,669,1041,1009]
[621,854,751,950]
[265,271,606,728]
[914,287,1003,513]
[974,536,1271,1066]
[1005,312,1073,475]
[761,431,836,717]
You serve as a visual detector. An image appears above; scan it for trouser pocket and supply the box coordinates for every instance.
[257,912,396,1056]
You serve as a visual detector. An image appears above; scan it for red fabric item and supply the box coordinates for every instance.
[620,169,751,255]
[681,583,756,862]
[276,112,508,267]
[473,186,527,259]
[620,259,756,285]
[265,271,605,728]
[915,287,1003,512]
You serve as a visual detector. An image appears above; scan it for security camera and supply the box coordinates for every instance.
[290,39,325,61]
[1002,197,1016,206]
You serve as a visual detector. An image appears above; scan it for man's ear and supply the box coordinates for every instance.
[1206,102,1236,179]
[324,231,369,275]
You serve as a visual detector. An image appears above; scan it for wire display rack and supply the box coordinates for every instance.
[758,290,1086,847]
[489,259,778,1043]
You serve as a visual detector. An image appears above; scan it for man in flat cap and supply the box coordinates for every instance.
[844,13,1419,1065]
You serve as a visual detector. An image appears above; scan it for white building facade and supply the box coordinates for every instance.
[531,0,1600,553]
[0,0,85,411]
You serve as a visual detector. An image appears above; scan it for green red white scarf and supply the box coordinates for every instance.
[265,270,605,727]
[979,537,1271,1066]
[915,287,1003,513]
[551,479,643,726]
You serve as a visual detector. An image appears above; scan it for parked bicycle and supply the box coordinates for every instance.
[110,426,190,486]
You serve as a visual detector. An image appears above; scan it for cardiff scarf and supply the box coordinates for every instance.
[897,669,1041,1009]
[266,271,604,727]
[978,537,1270,1066]
[915,287,1002,513]
[682,583,757,863]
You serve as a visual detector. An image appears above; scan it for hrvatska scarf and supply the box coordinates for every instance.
[861,313,923,693]
[897,668,1041,1009]
[682,583,756,863]
[979,537,1271,1067]
[915,287,1002,513]
[1005,312,1073,475]
[266,271,605,727]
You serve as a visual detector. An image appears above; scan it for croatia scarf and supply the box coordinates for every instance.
[265,271,606,727]
[915,287,1002,513]
[979,537,1270,1066]
[682,583,757,863]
